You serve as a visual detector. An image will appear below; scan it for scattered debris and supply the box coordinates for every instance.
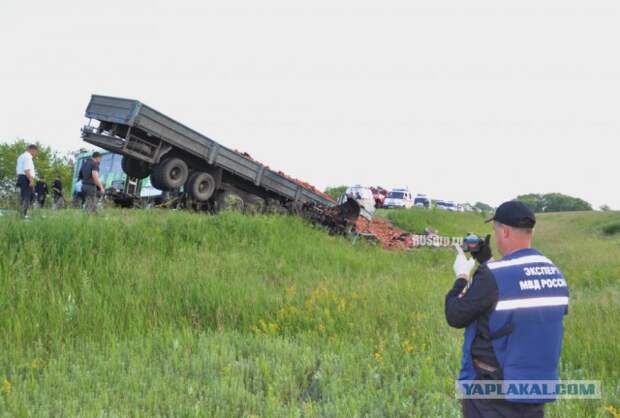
[300,201,456,251]
[299,200,361,236]
[354,217,461,250]
[354,217,415,250]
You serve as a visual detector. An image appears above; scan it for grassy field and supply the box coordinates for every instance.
[0,208,618,417]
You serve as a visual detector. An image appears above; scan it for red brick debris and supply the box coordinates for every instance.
[232,150,440,251]
[234,149,335,203]
[354,217,416,250]
[276,171,335,203]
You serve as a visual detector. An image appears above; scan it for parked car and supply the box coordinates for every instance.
[444,201,458,211]
[383,188,415,209]
[337,185,376,217]
[435,200,458,211]
[460,203,474,212]
[414,194,431,208]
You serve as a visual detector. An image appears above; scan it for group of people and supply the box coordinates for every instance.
[29,175,64,208]
[16,144,105,218]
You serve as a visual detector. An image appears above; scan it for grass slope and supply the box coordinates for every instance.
[0,209,618,417]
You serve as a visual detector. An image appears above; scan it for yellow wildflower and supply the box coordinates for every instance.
[286,285,296,299]
[30,359,44,370]
[302,402,314,414]
[2,378,11,395]
[268,322,279,334]
[606,405,620,418]
[337,298,347,312]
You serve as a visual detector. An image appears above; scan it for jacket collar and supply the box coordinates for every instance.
[500,247,541,261]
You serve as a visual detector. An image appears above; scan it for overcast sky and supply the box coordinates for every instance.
[1,0,618,208]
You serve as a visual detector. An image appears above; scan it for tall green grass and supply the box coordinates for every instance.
[0,209,618,417]
[379,208,490,237]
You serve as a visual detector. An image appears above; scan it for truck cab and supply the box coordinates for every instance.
[72,151,162,201]
[336,185,376,218]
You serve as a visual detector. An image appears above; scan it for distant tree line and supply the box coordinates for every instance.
[473,202,494,212]
[324,186,347,200]
[514,193,592,213]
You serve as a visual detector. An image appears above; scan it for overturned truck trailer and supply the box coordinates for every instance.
[81,95,366,227]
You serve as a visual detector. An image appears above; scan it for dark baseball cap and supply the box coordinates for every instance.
[485,201,536,228]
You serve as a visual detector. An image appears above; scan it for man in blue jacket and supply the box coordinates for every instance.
[445,201,569,418]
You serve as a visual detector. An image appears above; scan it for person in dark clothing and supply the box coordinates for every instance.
[445,261,500,374]
[80,152,105,213]
[35,177,49,207]
[445,201,569,418]
[15,144,39,218]
[52,177,64,209]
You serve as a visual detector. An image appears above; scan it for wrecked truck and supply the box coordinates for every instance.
[80,95,366,230]
[81,95,337,209]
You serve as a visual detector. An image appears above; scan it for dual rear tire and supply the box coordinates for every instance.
[186,171,216,202]
[125,156,217,202]
[150,158,189,191]
[150,158,216,202]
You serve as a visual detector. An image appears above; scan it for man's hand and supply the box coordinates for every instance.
[471,234,493,264]
[453,244,476,279]
[25,169,35,188]
[98,184,105,194]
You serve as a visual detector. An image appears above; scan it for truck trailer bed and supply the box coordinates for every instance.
[82,95,334,207]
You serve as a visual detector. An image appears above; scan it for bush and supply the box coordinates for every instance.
[601,220,620,236]
[324,185,347,200]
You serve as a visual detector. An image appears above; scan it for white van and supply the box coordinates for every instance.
[383,188,415,209]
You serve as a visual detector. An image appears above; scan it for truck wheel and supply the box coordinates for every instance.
[152,158,188,190]
[215,190,244,212]
[243,195,265,214]
[121,156,151,179]
[149,173,164,190]
[187,172,216,202]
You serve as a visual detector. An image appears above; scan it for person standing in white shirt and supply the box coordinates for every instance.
[15,144,39,218]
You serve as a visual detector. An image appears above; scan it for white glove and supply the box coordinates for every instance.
[453,244,476,279]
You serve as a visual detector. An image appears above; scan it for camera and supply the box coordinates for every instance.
[462,233,484,254]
